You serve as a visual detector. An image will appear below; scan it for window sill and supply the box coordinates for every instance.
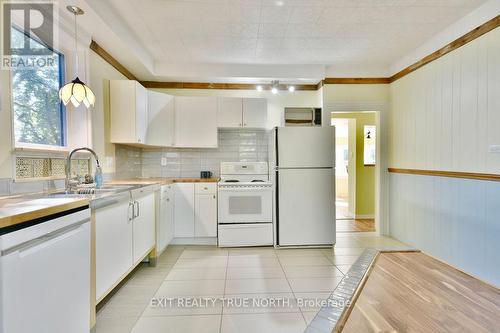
[14,176,66,183]
[15,145,69,155]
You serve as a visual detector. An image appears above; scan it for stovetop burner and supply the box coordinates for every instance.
[251,180,265,182]
[225,179,240,183]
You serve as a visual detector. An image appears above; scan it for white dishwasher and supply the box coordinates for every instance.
[0,206,91,333]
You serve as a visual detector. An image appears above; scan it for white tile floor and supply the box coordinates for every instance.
[95,234,407,333]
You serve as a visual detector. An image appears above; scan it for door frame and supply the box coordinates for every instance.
[331,118,356,219]
[325,102,389,236]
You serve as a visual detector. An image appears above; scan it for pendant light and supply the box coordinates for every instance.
[59,6,95,109]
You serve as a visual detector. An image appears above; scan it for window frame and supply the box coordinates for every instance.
[9,25,67,152]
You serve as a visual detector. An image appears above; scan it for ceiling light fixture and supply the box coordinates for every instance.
[59,6,96,109]
[271,80,279,94]
[288,85,295,92]
[256,85,263,92]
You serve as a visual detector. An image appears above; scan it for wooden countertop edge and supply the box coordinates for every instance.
[108,178,220,185]
[388,168,500,182]
[0,198,90,229]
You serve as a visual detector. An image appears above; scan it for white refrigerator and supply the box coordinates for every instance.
[272,127,336,247]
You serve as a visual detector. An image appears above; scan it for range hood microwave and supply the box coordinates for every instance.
[284,107,322,126]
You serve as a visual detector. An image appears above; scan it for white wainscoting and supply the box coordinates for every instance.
[389,27,500,174]
[389,172,500,287]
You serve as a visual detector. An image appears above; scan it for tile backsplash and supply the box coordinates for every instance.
[141,129,270,178]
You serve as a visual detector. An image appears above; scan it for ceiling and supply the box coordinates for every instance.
[83,0,488,82]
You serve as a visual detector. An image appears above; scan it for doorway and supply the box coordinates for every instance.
[332,118,356,220]
[332,112,376,233]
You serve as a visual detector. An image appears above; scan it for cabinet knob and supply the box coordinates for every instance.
[138,138,141,143]
[166,198,170,202]
[239,123,242,126]
[204,187,208,190]
[213,195,216,199]
[243,123,247,126]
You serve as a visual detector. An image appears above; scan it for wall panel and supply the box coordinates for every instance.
[389,27,500,174]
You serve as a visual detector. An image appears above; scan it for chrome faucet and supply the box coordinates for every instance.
[66,147,101,193]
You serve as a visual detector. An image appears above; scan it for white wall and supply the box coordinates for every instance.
[89,50,128,175]
[388,27,500,287]
[390,173,500,287]
[389,27,500,174]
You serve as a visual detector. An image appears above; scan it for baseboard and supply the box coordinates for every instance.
[355,214,375,219]
[170,237,218,245]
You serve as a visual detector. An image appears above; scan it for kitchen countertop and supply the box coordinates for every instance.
[0,177,219,230]
[107,177,220,185]
[0,197,89,229]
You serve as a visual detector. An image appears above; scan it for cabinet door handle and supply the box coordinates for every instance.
[243,123,247,126]
[204,187,208,190]
[213,195,216,199]
[128,202,134,221]
[134,201,140,218]
[239,123,242,126]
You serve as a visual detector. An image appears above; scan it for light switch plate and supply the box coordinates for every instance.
[488,145,500,153]
[161,157,167,166]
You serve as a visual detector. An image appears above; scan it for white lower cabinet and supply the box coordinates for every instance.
[158,184,174,253]
[195,194,217,237]
[95,195,133,301]
[95,189,156,302]
[174,183,195,237]
[132,191,155,263]
[174,183,217,240]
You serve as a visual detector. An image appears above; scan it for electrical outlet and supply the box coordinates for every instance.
[488,145,500,153]
[161,157,167,166]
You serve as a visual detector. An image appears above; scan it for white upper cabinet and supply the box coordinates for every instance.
[174,97,218,148]
[242,98,267,128]
[217,97,267,129]
[110,80,148,144]
[217,97,243,127]
[147,90,175,146]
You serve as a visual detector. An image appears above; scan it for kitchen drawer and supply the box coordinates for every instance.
[218,223,273,247]
[195,183,217,194]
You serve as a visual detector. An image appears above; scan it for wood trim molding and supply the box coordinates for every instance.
[388,168,500,182]
[323,77,390,84]
[390,15,500,82]
[140,81,318,91]
[89,40,137,81]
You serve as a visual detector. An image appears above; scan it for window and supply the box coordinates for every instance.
[10,27,65,148]
[364,125,376,166]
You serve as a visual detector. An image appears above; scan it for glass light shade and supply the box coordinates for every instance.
[59,77,95,109]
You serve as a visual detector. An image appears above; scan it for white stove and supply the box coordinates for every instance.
[217,162,274,247]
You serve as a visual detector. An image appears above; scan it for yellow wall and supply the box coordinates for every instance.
[332,112,376,217]
[89,50,128,175]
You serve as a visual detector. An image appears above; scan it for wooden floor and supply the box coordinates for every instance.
[342,252,500,333]
[337,219,375,232]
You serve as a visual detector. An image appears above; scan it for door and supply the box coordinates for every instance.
[132,193,155,263]
[174,183,195,237]
[195,194,217,237]
[95,198,133,300]
[278,168,335,246]
[135,83,148,144]
[242,98,267,128]
[331,118,356,219]
[277,127,335,168]
[175,97,218,147]
[218,97,243,127]
[159,185,175,251]
[218,187,273,223]
[1,214,90,333]
[147,91,175,146]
